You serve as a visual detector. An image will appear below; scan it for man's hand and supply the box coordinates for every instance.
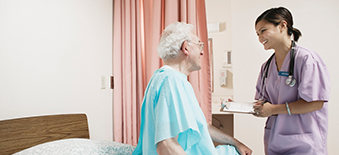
[208,124,252,155]
[233,140,253,155]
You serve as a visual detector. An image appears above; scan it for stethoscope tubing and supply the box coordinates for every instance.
[259,40,296,100]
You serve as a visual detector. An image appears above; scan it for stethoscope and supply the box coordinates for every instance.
[259,41,296,101]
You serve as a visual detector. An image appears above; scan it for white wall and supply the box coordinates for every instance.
[0,0,113,141]
[205,0,234,103]
[231,0,339,154]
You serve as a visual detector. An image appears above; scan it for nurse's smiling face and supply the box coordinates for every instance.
[255,20,282,50]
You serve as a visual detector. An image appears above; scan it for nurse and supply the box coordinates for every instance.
[253,7,330,155]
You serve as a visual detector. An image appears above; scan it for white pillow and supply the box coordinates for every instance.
[13,138,135,155]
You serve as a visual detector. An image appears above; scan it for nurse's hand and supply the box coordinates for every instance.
[253,101,274,117]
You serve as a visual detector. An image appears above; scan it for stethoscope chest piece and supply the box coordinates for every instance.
[285,75,296,87]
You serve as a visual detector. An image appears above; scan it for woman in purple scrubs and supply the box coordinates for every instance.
[253,7,330,155]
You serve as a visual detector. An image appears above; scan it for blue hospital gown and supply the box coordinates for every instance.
[132,66,239,155]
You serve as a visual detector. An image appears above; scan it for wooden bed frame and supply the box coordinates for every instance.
[0,114,90,155]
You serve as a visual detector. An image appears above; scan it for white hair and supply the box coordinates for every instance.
[157,22,194,61]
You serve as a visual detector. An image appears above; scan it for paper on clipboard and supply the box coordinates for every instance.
[220,101,255,114]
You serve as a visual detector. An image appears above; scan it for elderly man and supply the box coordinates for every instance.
[132,22,252,155]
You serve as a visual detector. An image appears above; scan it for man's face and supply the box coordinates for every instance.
[187,34,204,71]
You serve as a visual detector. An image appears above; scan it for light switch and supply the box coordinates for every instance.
[220,69,227,86]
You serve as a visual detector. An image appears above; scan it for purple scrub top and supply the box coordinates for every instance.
[255,44,330,155]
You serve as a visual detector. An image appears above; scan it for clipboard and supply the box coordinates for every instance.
[220,101,255,114]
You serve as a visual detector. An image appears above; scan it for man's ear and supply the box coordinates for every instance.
[181,40,189,55]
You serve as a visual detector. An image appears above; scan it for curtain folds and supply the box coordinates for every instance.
[113,0,211,145]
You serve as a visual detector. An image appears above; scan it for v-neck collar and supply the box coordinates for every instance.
[272,49,292,75]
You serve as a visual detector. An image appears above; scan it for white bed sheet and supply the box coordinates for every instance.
[13,138,135,155]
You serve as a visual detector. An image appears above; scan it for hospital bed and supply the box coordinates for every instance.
[0,114,135,155]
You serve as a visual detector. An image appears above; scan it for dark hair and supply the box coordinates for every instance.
[255,7,302,41]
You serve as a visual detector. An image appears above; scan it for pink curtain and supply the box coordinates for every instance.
[113,0,211,145]
[113,0,144,146]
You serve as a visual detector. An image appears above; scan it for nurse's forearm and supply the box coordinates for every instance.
[272,99,324,115]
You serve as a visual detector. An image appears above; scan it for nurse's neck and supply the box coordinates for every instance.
[274,39,293,60]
